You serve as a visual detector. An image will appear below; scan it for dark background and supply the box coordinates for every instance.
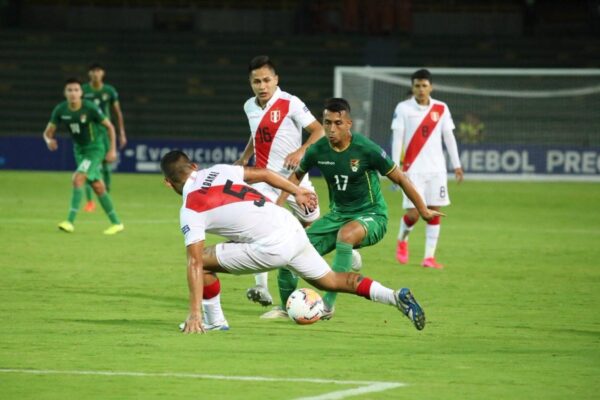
[0,0,598,142]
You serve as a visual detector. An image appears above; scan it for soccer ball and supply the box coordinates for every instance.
[286,288,324,325]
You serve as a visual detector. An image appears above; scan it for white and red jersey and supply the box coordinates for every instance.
[244,87,316,177]
[179,164,298,247]
[391,97,461,174]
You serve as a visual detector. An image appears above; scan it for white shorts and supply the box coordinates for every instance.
[252,175,320,223]
[215,222,330,281]
[403,172,450,209]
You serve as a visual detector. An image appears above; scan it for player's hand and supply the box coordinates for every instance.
[119,133,127,150]
[45,138,58,151]
[420,208,445,222]
[294,188,318,214]
[455,167,464,184]
[182,313,205,334]
[105,149,117,163]
[283,149,305,170]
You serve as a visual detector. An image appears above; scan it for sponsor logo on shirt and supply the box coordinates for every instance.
[270,109,281,123]
[181,225,190,235]
[380,149,388,159]
[61,116,72,120]
[303,106,309,113]
[318,161,335,165]
[350,159,360,172]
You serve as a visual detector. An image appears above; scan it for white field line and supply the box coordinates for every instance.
[0,368,405,400]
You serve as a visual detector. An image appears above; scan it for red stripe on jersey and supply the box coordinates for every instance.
[402,103,445,172]
[254,98,290,168]
[185,181,270,213]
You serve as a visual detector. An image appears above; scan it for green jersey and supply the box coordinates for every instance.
[298,134,396,215]
[49,100,108,150]
[82,83,119,118]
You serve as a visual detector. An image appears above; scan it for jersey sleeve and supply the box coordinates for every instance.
[390,104,406,166]
[49,104,61,125]
[367,139,396,176]
[290,96,316,128]
[109,85,119,105]
[180,207,206,246]
[441,105,456,133]
[89,102,107,123]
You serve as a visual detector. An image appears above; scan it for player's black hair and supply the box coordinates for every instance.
[161,150,193,183]
[64,77,82,86]
[411,69,432,83]
[248,55,277,74]
[88,62,104,71]
[324,98,351,114]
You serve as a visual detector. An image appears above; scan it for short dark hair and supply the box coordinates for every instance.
[160,150,192,183]
[248,55,276,74]
[88,62,104,71]
[64,77,82,86]
[411,69,432,83]
[324,97,351,114]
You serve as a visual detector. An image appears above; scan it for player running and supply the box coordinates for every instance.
[391,69,463,269]
[268,97,442,320]
[160,150,426,333]
[81,62,127,212]
[42,78,124,234]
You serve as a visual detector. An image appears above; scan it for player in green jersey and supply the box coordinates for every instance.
[265,98,441,319]
[81,62,127,212]
[42,78,124,235]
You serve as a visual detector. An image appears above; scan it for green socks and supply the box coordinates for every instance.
[98,193,120,224]
[102,163,111,192]
[67,187,84,223]
[322,241,354,309]
[84,184,94,202]
[277,268,298,307]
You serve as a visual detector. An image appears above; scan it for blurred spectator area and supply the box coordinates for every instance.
[0,0,598,139]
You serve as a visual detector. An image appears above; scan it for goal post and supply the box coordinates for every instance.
[334,67,600,181]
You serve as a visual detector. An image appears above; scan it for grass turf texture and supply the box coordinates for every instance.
[0,170,598,399]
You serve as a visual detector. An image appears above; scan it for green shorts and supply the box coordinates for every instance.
[306,211,388,256]
[73,145,105,182]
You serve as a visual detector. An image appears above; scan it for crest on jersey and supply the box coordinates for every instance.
[350,159,360,172]
[431,111,440,122]
[80,114,87,123]
[102,93,109,101]
[270,109,281,123]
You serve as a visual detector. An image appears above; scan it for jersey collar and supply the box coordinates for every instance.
[411,96,432,110]
[255,87,282,110]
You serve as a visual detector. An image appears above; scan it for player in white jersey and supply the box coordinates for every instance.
[235,55,325,308]
[161,150,427,333]
[391,69,464,269]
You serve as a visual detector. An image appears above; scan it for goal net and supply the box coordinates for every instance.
[334,67,600,179]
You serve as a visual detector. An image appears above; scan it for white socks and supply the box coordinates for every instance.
[369,281,396,306]
[202,294,226,325]
[254,272,268,288]
[425,224,440,259]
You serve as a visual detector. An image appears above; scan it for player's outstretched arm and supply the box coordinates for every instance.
[183,241,206,334]
[243,167,316,211]
[42,123,58,151]
[386,167,445,222]
[284,121,324,170]
[101,119,118,163]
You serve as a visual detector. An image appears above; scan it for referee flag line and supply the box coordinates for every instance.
[0,368,406,400]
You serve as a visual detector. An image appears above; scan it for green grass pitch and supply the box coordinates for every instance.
[0,170,599,399]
